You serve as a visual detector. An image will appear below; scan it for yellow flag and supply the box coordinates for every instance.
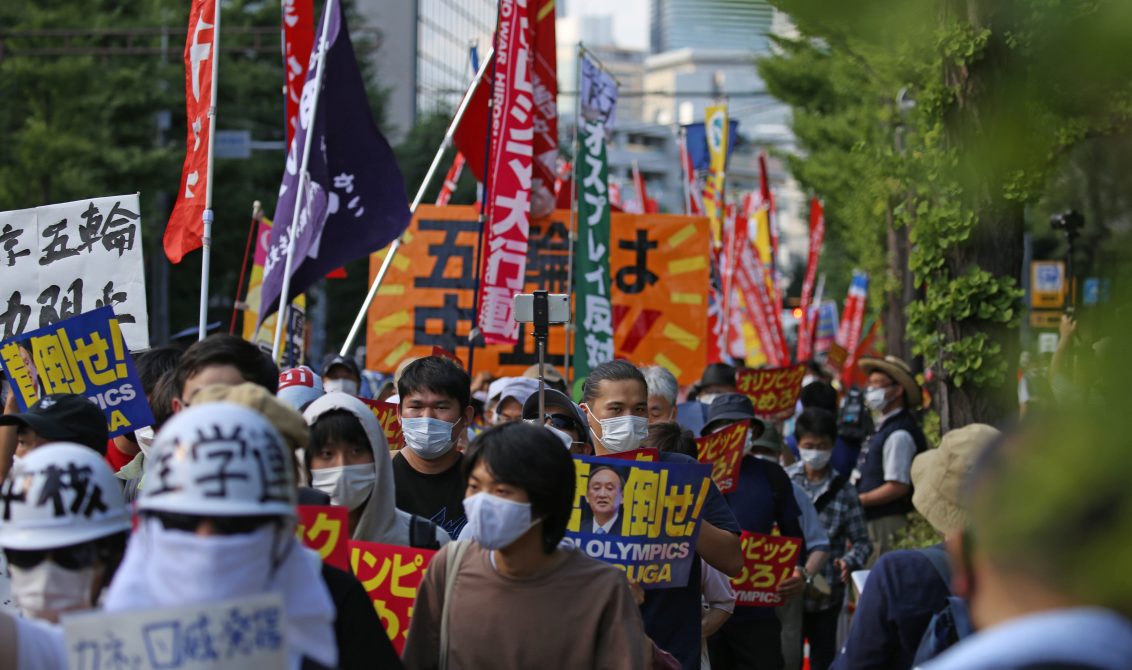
[702,104,729,245]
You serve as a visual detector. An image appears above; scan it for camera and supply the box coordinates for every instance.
[1049,210,1084,235]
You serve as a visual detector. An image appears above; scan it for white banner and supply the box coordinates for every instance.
[63,593,286,670]
[0,194,149,350]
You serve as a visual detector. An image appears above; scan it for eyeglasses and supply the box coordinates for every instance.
[544,413,580,432]
[151,512,276,536]
[5,543,98,570]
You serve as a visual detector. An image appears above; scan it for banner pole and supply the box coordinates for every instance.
[338,47,495,358]
[564,42,582,391]
[229,201,261,335]
[197,0,222,341]
[272,0,335,363]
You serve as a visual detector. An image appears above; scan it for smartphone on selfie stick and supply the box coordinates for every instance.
[513,292,569,421]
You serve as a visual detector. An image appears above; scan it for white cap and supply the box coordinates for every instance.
[0,443,131,550]
[487,377,541,407]
[139,403,297,518]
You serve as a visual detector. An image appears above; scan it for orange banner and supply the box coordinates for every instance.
[349,540,437,654]
[296,505,349,571]
[360,397,402,450]
[736,363,807,420]
[695,420,748,493]
[732,531,801,607]
[365,206,709,386]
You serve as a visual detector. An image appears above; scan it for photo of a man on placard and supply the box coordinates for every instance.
[584,465,626,535]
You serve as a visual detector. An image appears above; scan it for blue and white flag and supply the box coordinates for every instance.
[260,0,410,324]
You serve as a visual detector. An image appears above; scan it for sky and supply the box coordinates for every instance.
[567,0,650,51]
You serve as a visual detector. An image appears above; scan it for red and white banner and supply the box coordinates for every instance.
[530,0,558,219]
[735,226,789,366]
[282,0,314,147]
[436,152,466,206]
[163,0,218,264]
[797,197,825,361]
[720,201,747,360]
[836,270,869,352]
[476,0,535,344]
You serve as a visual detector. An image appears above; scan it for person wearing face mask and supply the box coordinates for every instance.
[484,377,540,426]
[303,392,449,548]
[0,443,131,670]
[784,409,871,670]
[101,403,338,670]
[855,356,929,566]
[402,422,650,669]
[321,353,364,398]
[674,362,738,436]
[392,356,475,539]
[520,387,593,454]
[581,360,743,670]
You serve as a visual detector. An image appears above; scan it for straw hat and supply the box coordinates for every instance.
[911,423,1000,535]
[859,355,921,408]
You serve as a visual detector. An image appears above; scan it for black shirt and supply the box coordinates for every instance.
[392,451,467,538]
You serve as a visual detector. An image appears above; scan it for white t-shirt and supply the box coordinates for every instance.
[15,616,67,670]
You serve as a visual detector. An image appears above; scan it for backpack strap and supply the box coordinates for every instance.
[439,540,471,670]
[916,544,952,590]
[813,475,847,513]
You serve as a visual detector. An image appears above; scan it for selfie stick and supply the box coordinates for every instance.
[533,290,549,421]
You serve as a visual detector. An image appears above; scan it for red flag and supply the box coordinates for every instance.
[837,271,869,351]
[282,0,314,147]
[164,0,218,264]
[436,152,466,206]
[797,197,825,361]
[841,320,879,388]
[476,0,534,344]
[734,223,789,366]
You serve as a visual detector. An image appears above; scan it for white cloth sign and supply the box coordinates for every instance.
[0,193,149,350]
[63,593,286,670]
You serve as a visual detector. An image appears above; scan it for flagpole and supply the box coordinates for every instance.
[564,41,582,391]
[679,126,692,215]
[198,0,222,341]
[337,47,495,358]
[229,200,261,335]
[273,0,335,363]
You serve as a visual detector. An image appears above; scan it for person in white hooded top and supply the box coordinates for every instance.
[303,392,450,548]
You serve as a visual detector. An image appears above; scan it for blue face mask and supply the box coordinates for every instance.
[401,416,460,460]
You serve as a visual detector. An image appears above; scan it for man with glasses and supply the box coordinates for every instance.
[856,356,929,565]
[521,387,593,454]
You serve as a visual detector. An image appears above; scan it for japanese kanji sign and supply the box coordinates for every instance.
[359,398,403,450]
[695,420,748,493]
[731,531,802,607]
[296,505,349,571]
[0,194,148,350]
[365,206,709,386]
[0,307,154,438]
[736,364,807,421]
[349,540,436,654]
[63,593,286,670]
[564,455,712,590]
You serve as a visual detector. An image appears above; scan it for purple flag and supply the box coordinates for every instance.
[682,120,741,172]
[260,0,410,325]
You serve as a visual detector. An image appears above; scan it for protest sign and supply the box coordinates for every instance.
[695,420,748,493]
[731,531,802,607]
[360,398,402,449]
[349,540,437,654]
[296,505,349,571]
[565,455,711,589]
[0,307,155,437]
[63,593,286,670]
[604,447,659,462]
[365,206,709,385]
[736,364,807,421]
[0,194,148,350]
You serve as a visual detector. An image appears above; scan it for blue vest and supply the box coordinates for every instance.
[858,409,928,520]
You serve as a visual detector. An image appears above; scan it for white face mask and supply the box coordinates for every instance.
[864,387,891,412]
[324,378,359,396]
[800,448,832,471]
[698,393,719,406]
[310,463,375,510]
[139,520,280,607]
[402,416,460,460]
[753,453,779,463]
[135,425,156,457]
[544,425,574,450]
[461,492,541,550]
[584,409,648,454]
[10,561,95,621]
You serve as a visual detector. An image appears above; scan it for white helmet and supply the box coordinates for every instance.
[139,403,296,518]
[0,443,131,550]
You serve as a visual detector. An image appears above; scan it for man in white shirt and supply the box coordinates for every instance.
[586,465,625,534]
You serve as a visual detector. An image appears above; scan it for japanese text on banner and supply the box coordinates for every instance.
[0,194,148,350]
[736,364,807,421]
[476,0,534,344]
[695,420,748,493]
[296,505,349,571]
[360,398,403,449]
[0,307,154,438]
[564,455,711,589]
[349,541,436,654]
[732,531,801,607]
[63,594,286,670]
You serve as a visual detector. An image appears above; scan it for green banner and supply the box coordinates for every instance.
[572,117,614,399]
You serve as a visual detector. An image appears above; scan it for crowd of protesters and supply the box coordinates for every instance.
[1,329,1130,670]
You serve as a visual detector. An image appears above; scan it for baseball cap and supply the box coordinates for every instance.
[487,377,541,407]
[0,393,108,454]
[277,365,324,411]
[321,353,361,380]
[522,363,564,385]
[702,393,757,436]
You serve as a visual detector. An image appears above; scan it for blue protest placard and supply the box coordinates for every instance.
[565,454,712,590]
[0,306,154,437]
